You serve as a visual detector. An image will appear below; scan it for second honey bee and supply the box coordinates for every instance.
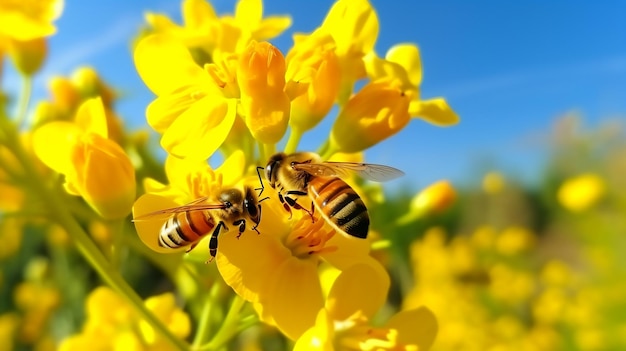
[133,186,265,261]
[262,152,404,239]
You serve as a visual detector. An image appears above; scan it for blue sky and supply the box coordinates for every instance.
[10,0,626,190]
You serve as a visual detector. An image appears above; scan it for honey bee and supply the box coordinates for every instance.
[262,152,404,239]
[133,186,265,261]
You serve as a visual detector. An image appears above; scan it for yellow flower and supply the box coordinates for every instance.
[397,180,456,224]
[33,98,136,219]
[557,173,605,212]
[133,34,237,160]
[365,44,459,126]
[0,0,63,41]
[0,0,63,75]
[237,41,290,144]
[294,263,437,351]
[482,171,506,194]
[329,79,411,153]
[145,0,290,58]
[13,281,60,343]
[0,313,20,351]
[286,29,341,133]
[320,0,379,101]
[59,287,190,351]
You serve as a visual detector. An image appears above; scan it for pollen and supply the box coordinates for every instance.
[285,212,337,258]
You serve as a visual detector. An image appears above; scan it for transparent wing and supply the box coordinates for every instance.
[292,162,404,182]
[132,196,226,221]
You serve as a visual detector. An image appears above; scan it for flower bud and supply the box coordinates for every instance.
[330,79,410,153]
[237,41,290,144]
[69,134,136,219]
[397,180,456,224]
[8,38,47,76]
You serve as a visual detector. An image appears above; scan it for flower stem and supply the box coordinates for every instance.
[1,119,189,351]
[202,295,248,350]
[285,127,302,154]
[16,75,33,128]
[192,282,224,349]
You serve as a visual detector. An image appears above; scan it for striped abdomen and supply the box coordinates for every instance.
[308,177,369,239]
[159,210,215,249]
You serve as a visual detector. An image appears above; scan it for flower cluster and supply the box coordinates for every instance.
[131,0,457,347]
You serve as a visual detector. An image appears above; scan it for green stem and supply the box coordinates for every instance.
[202,295,247,351]
[1,120,189,351]
[236,314,259,334]
[370,239,391,251]
[284,127,302,154]
[319,140,339,160]
[192,282,224,349]
[16,75,33,128]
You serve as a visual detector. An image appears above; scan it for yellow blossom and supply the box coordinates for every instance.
[557,173,605,212]
[320,0,378,101]
[397,180,456,224]
[365,44,459,127]
[33,98,136,219]
[329,79,411,153]
[133,34,237,160]
[237,41,290,144]
[482,171,506,194]
[495,226,535,256]
[0,0,63,75]
[286,29,341,133]
[59,287,190,351]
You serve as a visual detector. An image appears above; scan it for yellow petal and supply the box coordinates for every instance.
[322,0,378,56]
[409,97,459,126]
[386,307,438,351]
[32,121,80,174]
[293,309,334,351]
[326,260,389,321]
[386,44,422,87]
[74,97,108,138]
[160,97,236,160]
[132,193,188,254]
[133,34,205,95]
[146,85,203,133]
[183,0,217,28]
[216,222,291,302]
[235,0,262,25]
[253,16,292,41]
[264,258,324,340]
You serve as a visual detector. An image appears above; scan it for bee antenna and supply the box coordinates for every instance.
[255,166,266,197]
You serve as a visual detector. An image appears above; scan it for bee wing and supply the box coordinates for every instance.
[132,197,227,221]
[293,162,404,182]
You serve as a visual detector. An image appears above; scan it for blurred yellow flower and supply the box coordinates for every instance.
[14,281,60,343]
[0,313,20,351]
[482,171,506,194]
[59,287,190,351]
[33,98,136,219]
[0,0,63,75]
[557,173,605,212]
[495,226,535,256]
[397,180,456,224]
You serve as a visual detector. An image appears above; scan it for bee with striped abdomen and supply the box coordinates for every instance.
[262,152,404,239]
[133,186,265,261]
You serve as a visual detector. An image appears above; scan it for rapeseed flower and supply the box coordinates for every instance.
[0,0,63,75]
[33,98,135,219]
[557,173,605,212]
[59,287,190,351]
[130,0,457,345]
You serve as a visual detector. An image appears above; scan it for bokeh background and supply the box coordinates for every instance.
[2,1,626,350]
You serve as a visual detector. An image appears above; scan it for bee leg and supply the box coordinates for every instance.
[233,219,246,239]
[284,190,314,222]
[251,204,262,235]
[207,221,227,263]
[278,192,294,219]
